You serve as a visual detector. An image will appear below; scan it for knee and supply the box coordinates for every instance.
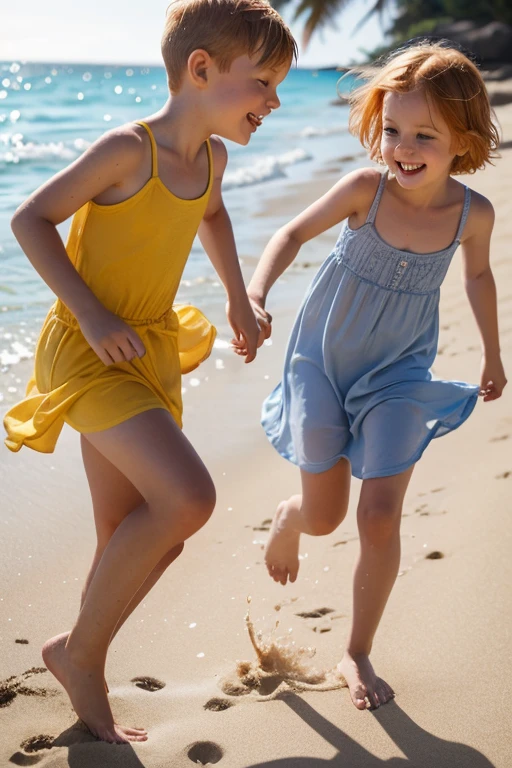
[357,501,401,547]
[151,475,216,539]
[159,541,185,570]
[178,480,216,538]
[307,515,341,537]
[305,501,345,537]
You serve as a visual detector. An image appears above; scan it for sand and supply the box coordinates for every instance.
[1,102,511,767]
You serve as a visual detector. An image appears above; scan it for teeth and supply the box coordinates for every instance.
[247,112,263,126]
[400,163,423,171]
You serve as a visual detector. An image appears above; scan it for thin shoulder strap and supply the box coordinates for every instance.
[366,172,387,224]
[205,138,214,194]
[454,185,471,242]
[136,121,158,178]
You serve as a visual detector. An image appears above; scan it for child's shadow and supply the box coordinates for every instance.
[245,695,496,768]
[9,724,148,768]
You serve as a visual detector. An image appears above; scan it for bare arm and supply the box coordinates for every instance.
[11,128,147,365]
[247,168,379,305]
[198,137,266,362]
[461,194,507,400]
[198,137,250,302]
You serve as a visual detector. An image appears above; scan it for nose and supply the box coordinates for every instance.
[267,91,280,110]
[396,139,415,154]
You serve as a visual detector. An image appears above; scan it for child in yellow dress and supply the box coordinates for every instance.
[4,0,295,743]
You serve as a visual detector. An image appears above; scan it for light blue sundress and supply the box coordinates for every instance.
[262,172,479,480]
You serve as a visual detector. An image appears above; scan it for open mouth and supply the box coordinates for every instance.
[247,112,263,129]
[396,161,425,175]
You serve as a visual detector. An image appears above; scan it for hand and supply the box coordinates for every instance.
[249,296,272,345]
[479,354,507,402]
[226,297,262,363]
[77,306,146,366]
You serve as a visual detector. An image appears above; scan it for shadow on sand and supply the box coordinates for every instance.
[244,695,496,768]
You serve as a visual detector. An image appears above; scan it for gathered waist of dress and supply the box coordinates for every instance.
[52,300,180,335]
[332,227,453,295]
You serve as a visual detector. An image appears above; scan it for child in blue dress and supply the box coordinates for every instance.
[245,43,507,711]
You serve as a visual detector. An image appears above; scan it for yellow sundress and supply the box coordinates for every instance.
[4,121,216,453]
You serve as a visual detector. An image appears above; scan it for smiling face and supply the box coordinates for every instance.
[205,53,290,145]
[380,89,466,188]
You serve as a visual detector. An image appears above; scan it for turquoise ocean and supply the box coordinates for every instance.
[0,61,362,405]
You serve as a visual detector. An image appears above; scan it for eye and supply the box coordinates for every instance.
[383,127,397,135]
[418,133,434,140]
[258,79,269,87]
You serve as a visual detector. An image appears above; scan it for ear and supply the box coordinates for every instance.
[454,135,470,157]
[188,49,213,88]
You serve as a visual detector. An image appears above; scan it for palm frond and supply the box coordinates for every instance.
[352,0,389,35]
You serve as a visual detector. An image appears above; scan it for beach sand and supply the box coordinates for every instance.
[1,102,511,768]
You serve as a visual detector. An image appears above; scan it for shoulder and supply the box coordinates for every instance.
[336,166,382,205]
[87,123,148,170]
[461,186,495,243]
[208,135,228,177]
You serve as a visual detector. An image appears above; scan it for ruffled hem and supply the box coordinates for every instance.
[3,303,216,454]
[262,383,479,479]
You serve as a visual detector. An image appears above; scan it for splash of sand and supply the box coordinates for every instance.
[220,598,347,701]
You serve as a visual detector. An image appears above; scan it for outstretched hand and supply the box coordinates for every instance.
[479,355,507,402]
[78,307,146,366]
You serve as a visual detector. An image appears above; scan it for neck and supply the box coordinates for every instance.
[145,94,212,164]
[388,172,453,209]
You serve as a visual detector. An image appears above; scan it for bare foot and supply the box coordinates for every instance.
[338,651,395,710]
[265,500,301,585]
[60,631,110,694]
[42,633,148,743]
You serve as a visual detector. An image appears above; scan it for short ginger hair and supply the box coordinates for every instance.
[347,42,500,175]
[161,0,297,93]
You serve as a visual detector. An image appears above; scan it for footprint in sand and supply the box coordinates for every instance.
[425,551,445,560]
[252,518,272,532]
[0,668,49,709]
[204,697,235,712]
[295,607,345,633]
[8,734,54,766]
[414,504,447,517]
[295,607,335,620]
[131,676,165,692]
[186,741,224,764]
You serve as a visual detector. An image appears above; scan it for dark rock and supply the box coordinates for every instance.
[432,21,512,64]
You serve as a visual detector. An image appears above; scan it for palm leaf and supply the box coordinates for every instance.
[271,0,392,47]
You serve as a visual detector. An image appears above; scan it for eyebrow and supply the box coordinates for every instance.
[382,116,441,133]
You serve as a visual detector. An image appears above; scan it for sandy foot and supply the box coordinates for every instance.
[264,500,302,585]
[338,651,395,710]
[42,633,148,743]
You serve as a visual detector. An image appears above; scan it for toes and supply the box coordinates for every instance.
[369,690,381,709]
[288,567,298,583]
[375,678,394,704]
[121,727,148,736]
[352,685,368,710]
[267,563,288,585]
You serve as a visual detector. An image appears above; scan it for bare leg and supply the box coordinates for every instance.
[79,436,184,641]
[42,410,216,743]
[265,459,351,585]
[338,466,414,710]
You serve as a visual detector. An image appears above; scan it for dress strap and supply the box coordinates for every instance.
[204,138,214,195]
[454,185,471,242]
[136,121,158,178]
[366,172,387,224]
